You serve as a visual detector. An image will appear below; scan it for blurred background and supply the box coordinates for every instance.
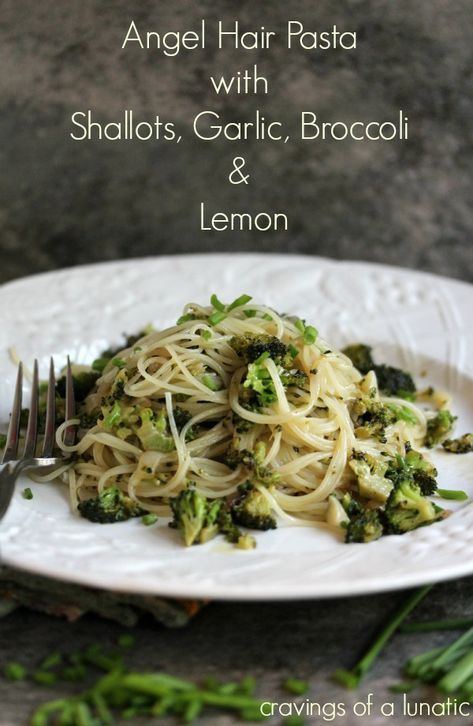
[0,0,472,284]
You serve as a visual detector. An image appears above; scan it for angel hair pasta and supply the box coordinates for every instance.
[37,293,459,548]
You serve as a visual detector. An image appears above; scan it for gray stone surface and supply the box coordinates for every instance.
[1,1,473,724]
[1,579,473,725]
[0,0,472,283]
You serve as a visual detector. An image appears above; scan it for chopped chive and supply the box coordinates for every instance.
[228,294,252,311]
[288,344,299,358]
[387,404,418,426]
[283,677,309,695]
[208,311,227,326]
[33,670,57,685]
[239,675,256,695]
[90,692,114,724]
[142,513,158,526]
[334,585,433,689]
[30,699,70,726]
[177,313,197,325]
[200,329,212,341]
[22,487,33,500]
[262,313,273,321]
[40,652,63,670]
[111,358,126,369]
[303,326,318,345]
[437,489,468,501]
[92,358,108,373]
[183,698,203,722]
[74,701,95,726]
[243,310,257,318]
[210,294,225,312]
[294,319,305,335]
[118,634,135,649]
[4,662,27,681]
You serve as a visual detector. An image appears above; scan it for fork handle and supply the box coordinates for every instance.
[0,465,16,520]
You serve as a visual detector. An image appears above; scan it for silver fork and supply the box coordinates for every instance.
[0,358,76,519]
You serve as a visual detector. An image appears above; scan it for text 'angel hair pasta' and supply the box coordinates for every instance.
[44,292,456,548]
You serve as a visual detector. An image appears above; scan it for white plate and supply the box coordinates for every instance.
[1,254,473,600]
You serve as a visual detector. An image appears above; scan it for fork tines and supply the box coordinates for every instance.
[1,358,76,465]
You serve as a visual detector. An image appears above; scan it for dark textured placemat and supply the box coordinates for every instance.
[0,566,205,628]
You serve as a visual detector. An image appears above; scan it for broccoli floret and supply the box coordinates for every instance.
[340,492,363,518]
[231,486,277,531]
[386,450,438,496]
[56,371,99,402]
[170,490,243,546]
[384,479,441,534]
[243,354,278,407]
[199,499,225,545]
[342,344,375,374]
[224,446,279,487]
[373,365,416,399]
[404,449,438,495]
[342,344,416,398]
[230,334,291,367]
[169,489,213,546]
[443,433,473,454]
[217,506,244,544]
[232,412,255,433]
[136,409,175,452]
[279,369,308,388]
[345,510,384,543]
[424,410,456,449]
[78,486,144,523]
[351,397,398,441]
[349,454,393,504]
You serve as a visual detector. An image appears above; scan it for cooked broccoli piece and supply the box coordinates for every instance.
[169,489,213,546]
[78,487,144,523]
[243,354,278,406]
[349,454,393,503]
[217,506,244,544]
[384,479,441,534]
[56,371,99,402]
[169,490,243,546]
[404,449,438,495]
[224,446,279,487]
[443,433,473,454]
[279,369,308,388]
[172,406,198,441]
[236,533,257,549]
[342,344,416,398]
[351,397,398,441]
[110,369,128,400]
[340,492,363,518]
[231,486,277,531]
[345,510,384,543]
[230,334,292,367]
[424,410,456,448]
[342,344,375,374]
[373,364,416,399]
[136,409,175,452]
[386,449,438,496]
[232,412,255,433]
